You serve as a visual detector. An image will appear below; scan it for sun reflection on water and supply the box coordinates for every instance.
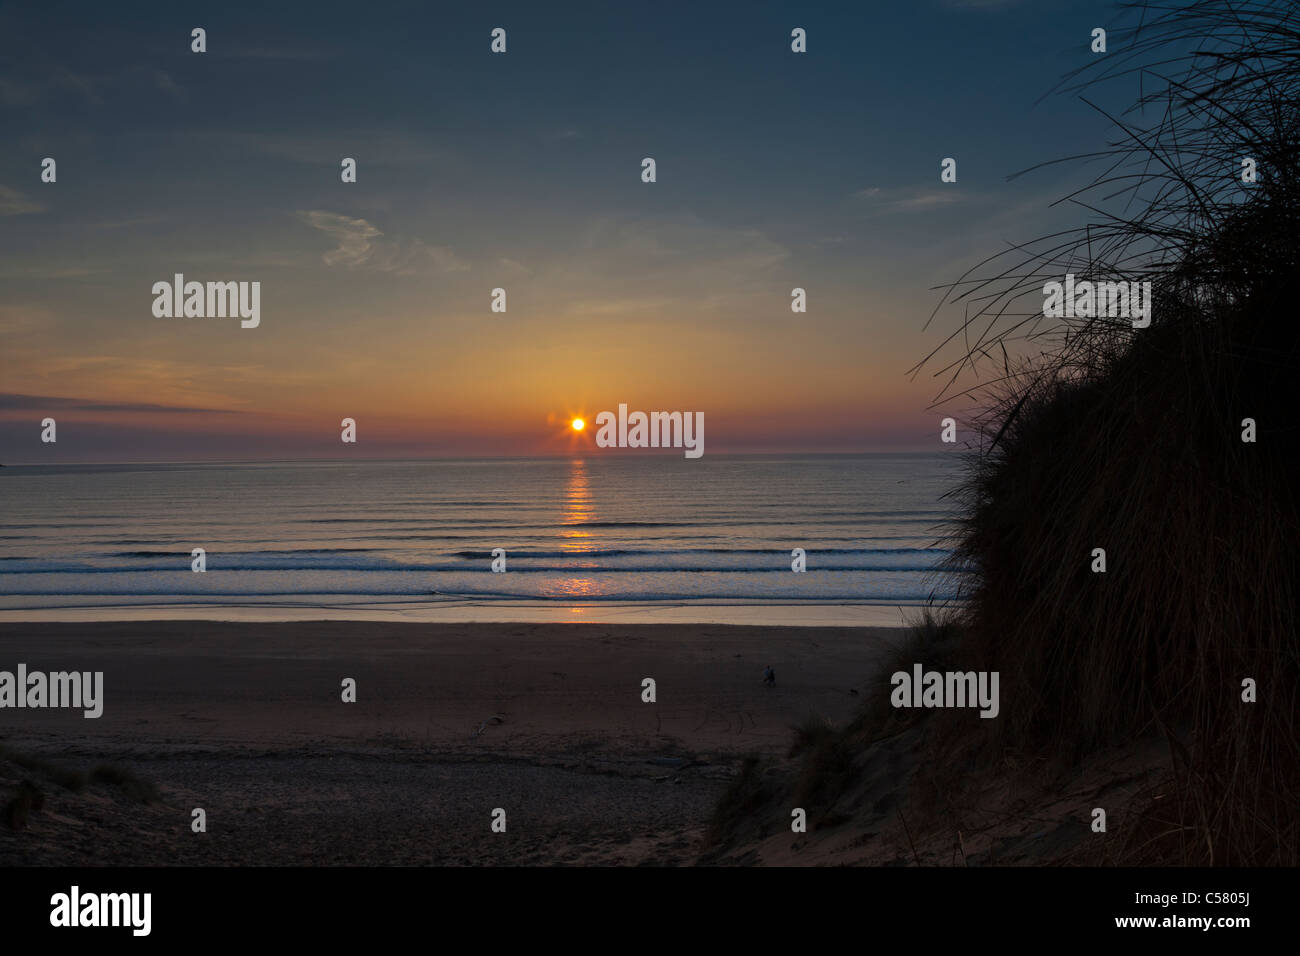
[559,458,604,597]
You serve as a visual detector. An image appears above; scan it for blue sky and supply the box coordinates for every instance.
[0,0,1145,461]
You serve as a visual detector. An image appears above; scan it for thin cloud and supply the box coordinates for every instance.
[216,46,333,62]
[146,68,186,102]
[0,393,245,415]
[0,184,43,216]
[223,131,447,167]
[0,64,184,107]
[851,186,961,215]
[942,0,1021,9]
[497,257,534,277]
[81,216,169,230]
[0,265,105,279]
[298,211,380,267]
[890,190,961,211]
[297,210,469,275]
[530,214,791,321]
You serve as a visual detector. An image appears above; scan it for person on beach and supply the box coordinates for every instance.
[762,665,775,687]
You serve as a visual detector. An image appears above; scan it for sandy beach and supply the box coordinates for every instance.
[0,621,901,865]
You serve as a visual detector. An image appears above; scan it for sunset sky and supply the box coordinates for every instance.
[0,0,1129,462]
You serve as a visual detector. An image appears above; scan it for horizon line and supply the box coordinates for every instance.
[0,450,959,468]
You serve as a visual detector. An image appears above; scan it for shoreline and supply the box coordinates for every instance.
[0,601,924,627]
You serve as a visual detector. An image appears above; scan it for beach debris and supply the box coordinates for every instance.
[470,714,506,738]
[648,756,688,769]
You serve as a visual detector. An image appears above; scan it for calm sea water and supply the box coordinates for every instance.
[0,454,965,611]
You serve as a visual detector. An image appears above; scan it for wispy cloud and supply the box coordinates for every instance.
[0,265,105,279]
[0,65,99,106]
[941,0,1021,9]
[851,186,961,215]
[1,355,270,411]
[146,68,186,102]
[0,77,37,107]
[216,131,446,167]
[497,257,534,277]
[297,210,470,275]
[81,216,169,231]
[0,184,43,216]
[0,393,246,415]
[889,190,961,212]
[0,305,53,334]
[0,64,184,107]
[576,215,789,275]
[521,214,791,320]
[216,46,333,62]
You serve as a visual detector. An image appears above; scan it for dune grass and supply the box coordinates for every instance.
[922,0,1300,865]
[1,745,162,830]
[716,1,1300,866]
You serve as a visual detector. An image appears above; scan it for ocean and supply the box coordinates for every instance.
[0,454,967,619]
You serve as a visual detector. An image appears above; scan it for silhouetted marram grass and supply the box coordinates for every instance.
[920,0,1300,865]
[706,2,1297,865]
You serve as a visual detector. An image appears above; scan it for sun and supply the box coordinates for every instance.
[571,418,585,431]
